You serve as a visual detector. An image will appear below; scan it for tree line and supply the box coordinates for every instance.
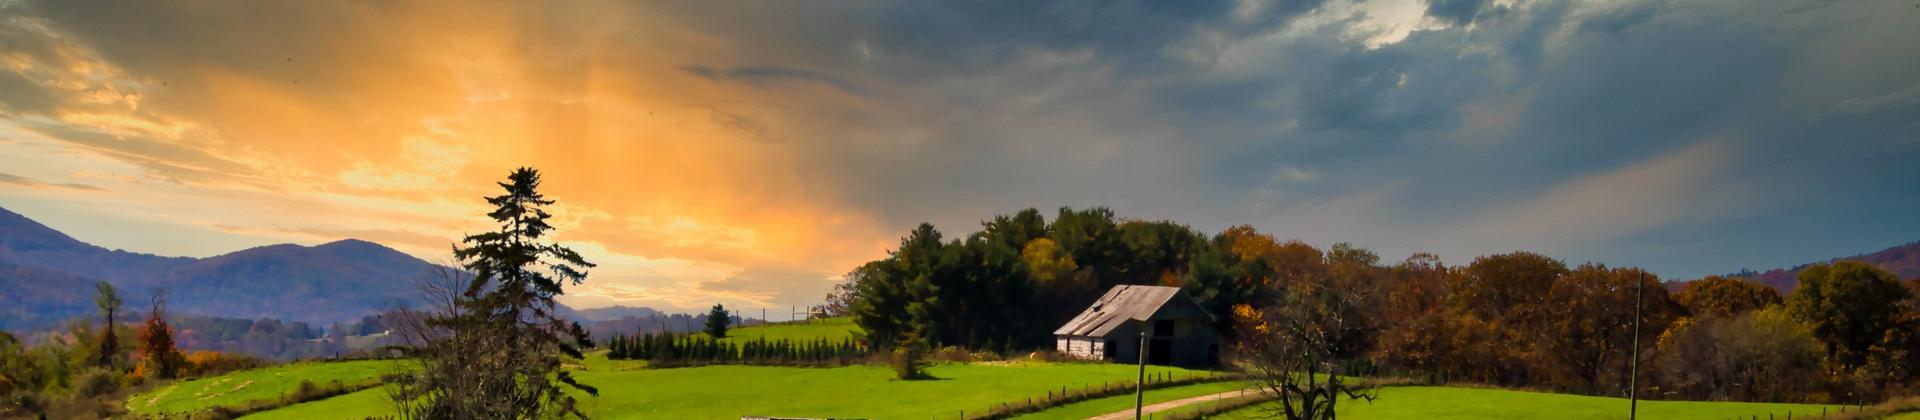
[838,207,1920,403]
[604,333,867,366]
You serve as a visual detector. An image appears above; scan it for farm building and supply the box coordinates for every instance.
[1053,285,1220,367]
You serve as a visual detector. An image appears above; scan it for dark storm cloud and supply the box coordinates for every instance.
[684,0,1918,278]
[1425,0,1490,25]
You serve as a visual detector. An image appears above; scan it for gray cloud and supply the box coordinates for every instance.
[682,65,872,97]
[1426,0,1490,25]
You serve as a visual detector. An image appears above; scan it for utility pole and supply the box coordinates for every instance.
[1135,331,1147,420]
[1629,271,1645,420]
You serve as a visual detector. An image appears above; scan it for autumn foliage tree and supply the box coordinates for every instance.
[1674,275,1781,318]
[1533,265,1680,394]
[139,291,184,380]
[1653,307,1823,401]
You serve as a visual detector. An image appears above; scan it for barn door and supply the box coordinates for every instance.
[1148,339,1172,365]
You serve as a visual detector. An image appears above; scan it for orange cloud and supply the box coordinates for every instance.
[0,1,902,311]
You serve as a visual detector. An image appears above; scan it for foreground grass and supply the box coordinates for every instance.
[127,359,402,415]
[1009,380,1249,420]
[248,353,1206,419]
[705,316,861,343]
[1206,386,1839,419]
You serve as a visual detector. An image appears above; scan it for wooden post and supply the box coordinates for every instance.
[1629,271,1645,420]
[1136,331,1147,420]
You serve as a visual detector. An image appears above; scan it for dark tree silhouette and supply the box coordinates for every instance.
[705,304,731,339]
[389,167,597,419]
[94,282,123,368]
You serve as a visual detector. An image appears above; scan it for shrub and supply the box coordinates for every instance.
[71,367,118,398]
[930,346,971,362]
[891,334,931,380]
[184,351,267,377]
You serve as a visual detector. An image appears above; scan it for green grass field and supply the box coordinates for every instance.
[1008,380,1248,420]
[1203,386,1839,419]
[127,359,403,415]
[702,316,861,343]
[238,384,399,420]
[245,353,1207,419]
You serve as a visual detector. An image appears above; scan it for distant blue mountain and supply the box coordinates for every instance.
[0,206,442,330]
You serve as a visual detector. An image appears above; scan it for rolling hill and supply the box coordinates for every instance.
[0,259,105,331]
[1733,241,1920,292]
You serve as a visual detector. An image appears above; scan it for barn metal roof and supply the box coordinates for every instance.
[1052,285,1187,337]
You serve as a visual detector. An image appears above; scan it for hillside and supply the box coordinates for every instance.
[1734,241,1920,292]
[0,260,103,331]
[0,206,445,330]
[145,239,439,325]
[0,207,193,282]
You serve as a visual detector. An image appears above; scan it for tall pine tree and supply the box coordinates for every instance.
[393,167,598,419]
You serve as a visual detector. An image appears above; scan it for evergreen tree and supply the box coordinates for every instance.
[392,167,598,419]
[94,282,123,368]
[705,304,731,339]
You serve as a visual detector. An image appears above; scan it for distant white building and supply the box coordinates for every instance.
[1053,285,1220,367]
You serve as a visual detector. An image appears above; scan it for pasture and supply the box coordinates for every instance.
[242,355,1211,419]
[126,359,402,415]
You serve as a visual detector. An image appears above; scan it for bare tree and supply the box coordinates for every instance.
[385,259,490,417]
[1234,265,1381,420]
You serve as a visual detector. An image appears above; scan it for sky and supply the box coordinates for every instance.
[0,0,1916,313]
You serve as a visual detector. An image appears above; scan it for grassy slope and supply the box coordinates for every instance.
[704,316,860,343]
[1206,386,1839,419]
[248,354,1208,419]
[1008,380,1248,420]
[239,384,397,420]
[127,359,402,415]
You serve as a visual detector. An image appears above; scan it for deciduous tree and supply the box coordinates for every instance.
[1675,275,1781,318]
[138,291,183,380]
[1653,307,1823,401]
[1785,261,1910,368]
[1533,265,1680,394]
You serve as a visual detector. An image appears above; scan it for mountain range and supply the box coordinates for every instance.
[0,206,440,331]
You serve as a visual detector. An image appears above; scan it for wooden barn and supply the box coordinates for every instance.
[1053,285,1220,367]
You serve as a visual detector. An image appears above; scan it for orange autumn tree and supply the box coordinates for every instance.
[138,291,186,380]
